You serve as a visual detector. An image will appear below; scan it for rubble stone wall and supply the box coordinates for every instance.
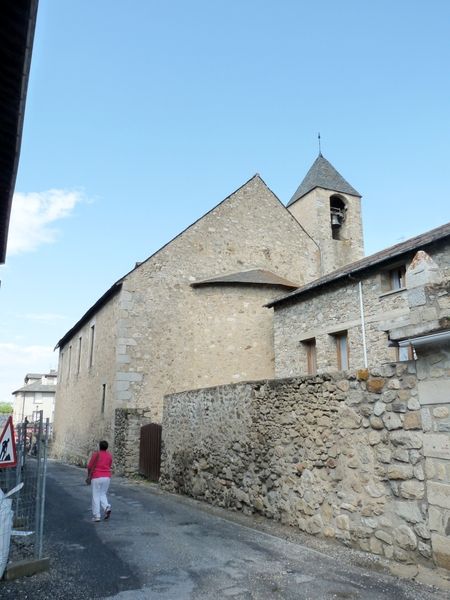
[416,345,450,570]
[161,365,438,568]
[114,408,152,476]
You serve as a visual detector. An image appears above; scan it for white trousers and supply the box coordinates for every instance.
[91,477,111,519]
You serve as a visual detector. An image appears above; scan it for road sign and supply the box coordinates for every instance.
[0,416,17,468]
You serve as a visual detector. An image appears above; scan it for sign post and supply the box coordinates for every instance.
[0,416,17,468]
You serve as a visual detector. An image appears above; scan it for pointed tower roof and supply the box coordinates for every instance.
[287,154,361,207]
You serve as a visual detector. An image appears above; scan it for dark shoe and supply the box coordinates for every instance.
[104,507,111,520]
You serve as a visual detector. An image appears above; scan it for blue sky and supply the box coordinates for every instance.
[1,0,449,403]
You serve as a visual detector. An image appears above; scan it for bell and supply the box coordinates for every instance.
[331,213,341,227]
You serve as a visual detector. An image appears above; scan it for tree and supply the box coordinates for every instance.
[0,403,13,414]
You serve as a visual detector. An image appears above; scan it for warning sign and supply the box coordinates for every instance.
[0,416,17,468]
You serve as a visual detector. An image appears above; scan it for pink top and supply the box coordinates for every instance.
[87,450,112,479]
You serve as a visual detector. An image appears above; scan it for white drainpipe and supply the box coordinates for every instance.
[358,281,368,368]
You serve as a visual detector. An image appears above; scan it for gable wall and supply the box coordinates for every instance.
[115,176,318,421]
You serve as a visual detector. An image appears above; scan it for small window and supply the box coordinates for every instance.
[77,336,82,374]
[59,352,64,384]
[68,345,72,378]
[389,265,406,290]
[381,264,406,293]
[101,384,106,414]
[333,331,349,370]
[302,338,317,375]
[89,324,95,368]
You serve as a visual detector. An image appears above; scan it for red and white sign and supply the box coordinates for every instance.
[0,416,17,468]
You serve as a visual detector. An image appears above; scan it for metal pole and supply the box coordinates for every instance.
[37,418,49,559]
[358,281,368,368]
[34,411,43,558]
[14,422,24,522]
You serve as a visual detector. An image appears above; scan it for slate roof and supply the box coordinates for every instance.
[191,269,298,289]
[287,154,361,207]
[266,221,450,308]
[13,382,57,395]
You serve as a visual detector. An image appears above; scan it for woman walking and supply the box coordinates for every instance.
[87,440,112,522]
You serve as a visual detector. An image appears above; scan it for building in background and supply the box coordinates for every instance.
[12,370,57,425]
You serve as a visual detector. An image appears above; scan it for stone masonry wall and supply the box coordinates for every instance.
[53,176,319,463]
[114,408,152,476]
[161,366,436,568]
[52,292,120,465]
[416,340,450,569]
[287,187,364,275]
[115,176,319,422]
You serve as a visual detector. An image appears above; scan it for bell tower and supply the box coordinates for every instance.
[287,154,364,276]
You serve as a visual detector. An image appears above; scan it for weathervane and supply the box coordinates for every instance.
[318,132,322,156]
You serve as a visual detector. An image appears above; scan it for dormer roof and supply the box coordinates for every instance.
[287,154,361,207]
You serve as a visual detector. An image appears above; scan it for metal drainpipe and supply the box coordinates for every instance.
[358,280,368,368]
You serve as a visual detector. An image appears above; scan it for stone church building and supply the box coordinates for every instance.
[53,155,365,462]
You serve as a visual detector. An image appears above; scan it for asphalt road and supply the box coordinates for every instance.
[0,461,447,599]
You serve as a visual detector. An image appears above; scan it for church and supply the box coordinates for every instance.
[53,154,365,463]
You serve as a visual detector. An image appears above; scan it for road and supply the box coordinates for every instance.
[0,461,446,599]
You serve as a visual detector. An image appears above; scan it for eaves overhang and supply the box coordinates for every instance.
[0,0,39,263]
[55,280,123,351]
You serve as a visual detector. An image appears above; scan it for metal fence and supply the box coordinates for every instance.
[0,411,49,569]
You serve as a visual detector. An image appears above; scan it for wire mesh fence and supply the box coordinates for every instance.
[0,411,49,573]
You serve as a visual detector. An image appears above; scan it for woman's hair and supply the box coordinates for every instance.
[99,440,108,451]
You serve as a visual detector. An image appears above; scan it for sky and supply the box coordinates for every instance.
[1,0,449,404]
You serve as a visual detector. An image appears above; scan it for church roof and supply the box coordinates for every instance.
[287,154,361,207]
[191,268,298,289]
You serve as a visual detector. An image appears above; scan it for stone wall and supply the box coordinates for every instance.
[52,292,120,465]
[53,175,320,463]
[287,186,364,275]
[114,408,152,476]
[416,345,450,570]
[161,366,438,568]
[114,175,319,422]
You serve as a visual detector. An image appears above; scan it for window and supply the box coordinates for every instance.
[59,352,64,383]
[101,384,106,414]
[89,324,95,368]
[68,345,72,378]
[389,265,406,290]
[381,264,406,293]
[302,338,317,375]
[333,331,349,370]
[77,336,82,374]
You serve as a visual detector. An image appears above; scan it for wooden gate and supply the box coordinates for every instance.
[139,423,162,481]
